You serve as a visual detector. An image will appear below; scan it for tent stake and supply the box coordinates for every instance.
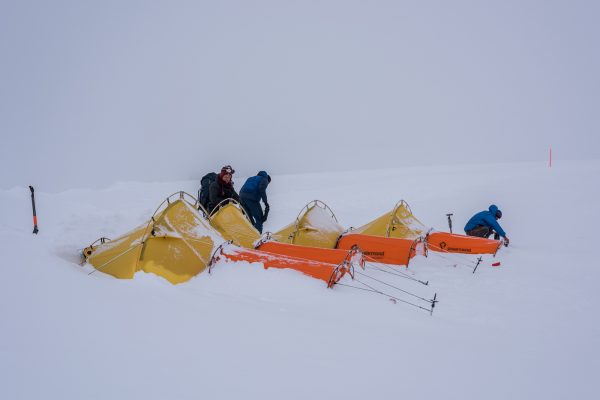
[430,293,438,315]
[472,256,483,274]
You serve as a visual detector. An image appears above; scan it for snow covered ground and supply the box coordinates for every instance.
[1,160,599,400]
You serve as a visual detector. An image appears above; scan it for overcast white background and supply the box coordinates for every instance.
[1,0,598,191]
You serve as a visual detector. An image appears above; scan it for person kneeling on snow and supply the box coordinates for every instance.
[208,165,240,213]
[464,204,509,246]
[240,171,271,233]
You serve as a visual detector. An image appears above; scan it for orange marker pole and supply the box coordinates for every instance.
[29,186,39,234]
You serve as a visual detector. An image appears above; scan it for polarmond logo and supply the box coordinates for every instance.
[363,251,385,256]
[439,241,472,253]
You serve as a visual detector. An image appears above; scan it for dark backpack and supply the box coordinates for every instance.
[199,172,217,211]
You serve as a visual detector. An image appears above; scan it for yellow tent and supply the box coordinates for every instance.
[272,200,344,249]
[352,200,429,239]
[208,200,261,248]
[83,192,222,284]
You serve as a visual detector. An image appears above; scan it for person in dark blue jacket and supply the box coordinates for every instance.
[464,204,509,246]
[240,171,271,233]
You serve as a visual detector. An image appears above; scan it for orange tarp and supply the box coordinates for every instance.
[427,232,501,255]
[257,241,363,266]
[336,233,418,266]
[216,245,351,287]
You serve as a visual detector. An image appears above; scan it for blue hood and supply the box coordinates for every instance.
[257,171,271,182]
[489,204,499,215]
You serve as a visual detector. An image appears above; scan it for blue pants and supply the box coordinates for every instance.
[240,198,264,233]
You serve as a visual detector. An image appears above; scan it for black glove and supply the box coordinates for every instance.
[503,237,510,247]
[263,203,270,222]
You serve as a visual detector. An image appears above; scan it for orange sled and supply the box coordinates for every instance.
[426,232,502,255]
[210,243,354,287]
[336,233,419,266]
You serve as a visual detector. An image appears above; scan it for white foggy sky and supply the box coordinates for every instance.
[1,0,598,191]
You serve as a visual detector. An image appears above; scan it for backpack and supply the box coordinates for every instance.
[198,172,217,211]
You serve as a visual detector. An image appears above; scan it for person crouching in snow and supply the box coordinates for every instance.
[240,171,271,233]
[464,204,510,246]
[208,165,240,213]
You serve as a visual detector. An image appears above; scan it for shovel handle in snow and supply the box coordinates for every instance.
[446,213,453,233]
[29,186,39,234]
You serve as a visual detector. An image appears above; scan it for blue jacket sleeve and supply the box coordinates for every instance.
[484,214,506,237]
[258,178,268,205]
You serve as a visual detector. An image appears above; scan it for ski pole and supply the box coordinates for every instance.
[29,186,39,234]
[446,213,453,233]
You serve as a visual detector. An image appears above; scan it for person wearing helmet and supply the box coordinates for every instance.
[464,204,509,246]
[208,165,240,213]
[240,171,271,233]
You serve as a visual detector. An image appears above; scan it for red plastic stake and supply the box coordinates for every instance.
[29,186,39,234]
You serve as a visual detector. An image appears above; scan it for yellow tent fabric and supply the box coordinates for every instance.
[272,200,344,249]
[84,193,221,284]
[209,200,260,248]
[352,200,429,239]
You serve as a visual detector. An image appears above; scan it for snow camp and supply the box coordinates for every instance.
[2,2,599,399]
[4,162,599,399]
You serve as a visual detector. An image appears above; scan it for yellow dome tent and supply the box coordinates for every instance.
[83,192,222,284]
[272,200,344,249]
[352,200,429,239]
[208,200,261,248]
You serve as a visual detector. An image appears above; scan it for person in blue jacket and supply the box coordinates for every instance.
[240,171,271,233]
[464,204,510,246]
